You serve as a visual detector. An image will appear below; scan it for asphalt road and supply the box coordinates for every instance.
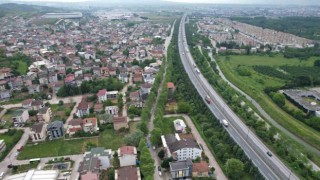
[178,15,299,180]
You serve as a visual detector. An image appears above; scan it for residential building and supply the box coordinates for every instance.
[97,89,107,102]
[0,90,11,100]
[118,146,137,167]
[28,84,41,94]
[31,100,44,110]
[47,121,64,140]
[105,106,118,116]
[161,134,202,161]
[79,147,113,178]
[30,122,47,142]
[167,82,176,96]
[169,159,193,179]
[83,118,99,133]
[173,119,187,133]
[37,107,52,123]
[0,139,6,153]
[115,166,141,180]
[67,118,83,135]
[192,161,210,177]
[118,73,128,83]
[107,91,118,99]
[21,99,34,109]
[113,116,128,131]
[76,98,90,117]
[12,109,29,125]
[140,83,152,95]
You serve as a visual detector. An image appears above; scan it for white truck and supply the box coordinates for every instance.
[222,119,229,127]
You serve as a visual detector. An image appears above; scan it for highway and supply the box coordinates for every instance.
[178,15,299,180]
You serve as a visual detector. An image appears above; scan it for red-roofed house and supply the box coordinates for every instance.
[167,82,176,97]
[192,161,210,177]
[64,74,75,85]
[67,119,83,135]
[81,171,99,180]
[97,89,107,103]
[22,99,34,109]
[115,166,141,180]
[118,146,137,167]
[83,118,98,133]
[76,98,90,117]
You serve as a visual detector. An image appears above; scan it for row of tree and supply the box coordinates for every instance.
[187,20,320,179]
[57,78,124,97]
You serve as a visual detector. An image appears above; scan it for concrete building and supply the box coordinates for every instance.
[113,116,128,131]
[30,122,47,142]
[12,109,29,125]
[192,161,210,177]
[37,107,52,123]
[82,118,99,133]
[161,134,202,161]
[105,106,118,116]
[169,159,193,180]
[5,170,59,180]
[47,121,64,140]
[118,146,137,167]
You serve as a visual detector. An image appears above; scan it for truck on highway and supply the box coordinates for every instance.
[222,119,229,127]
[195,68,200,74]
[205,95,211,104]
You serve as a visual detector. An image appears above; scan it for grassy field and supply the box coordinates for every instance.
[98,128,125,150]
[17,61,28,75]
[217,54,320,150]
[18,128,125,160]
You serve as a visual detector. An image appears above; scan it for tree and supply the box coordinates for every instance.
[225,158,244,179]
[107,168,115,180]
[112,151,120,168]
[139,122,149,135]
[150,128,162,146]
[271,93,286,107]
[28,110,37,116]
[124,130,144,147]
[123,48,129,57]
[161,157,174,169]
[58,100,64,106]
[314,59,320,67]
[177,101,191,113]
[158,149,165,159]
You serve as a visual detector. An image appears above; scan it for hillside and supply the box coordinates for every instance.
[0,3,62,18]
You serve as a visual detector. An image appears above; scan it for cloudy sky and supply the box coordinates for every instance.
[11,0,320,5]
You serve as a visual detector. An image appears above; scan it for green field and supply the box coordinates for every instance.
[217,54,320,150]
[18,127,125,160]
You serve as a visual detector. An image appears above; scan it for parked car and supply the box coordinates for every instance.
[158,166,162,176]
[17,145,24,152]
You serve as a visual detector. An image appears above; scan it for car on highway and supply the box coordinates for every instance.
[222,119,229,127]
[267,151,273,157]
[0,172,4,179]
[205,95,211,104]
[195,68,200,74]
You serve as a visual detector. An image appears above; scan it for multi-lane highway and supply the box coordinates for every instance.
[178,15,299,180]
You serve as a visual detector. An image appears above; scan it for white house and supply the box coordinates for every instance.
[105,106,119,116]
[118,146,137,167]
[12,109,29,125]
[161,134,202,161]
[97,89,107,103]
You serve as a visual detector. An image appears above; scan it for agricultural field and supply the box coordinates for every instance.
[217,54,320,150]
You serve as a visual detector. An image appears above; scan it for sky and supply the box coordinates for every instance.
[8,0,320,5]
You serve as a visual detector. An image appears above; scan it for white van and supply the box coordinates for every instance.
[222,119,229,127]
[0,172,4,179]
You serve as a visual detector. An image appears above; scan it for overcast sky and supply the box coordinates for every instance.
[13,0,320,5]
